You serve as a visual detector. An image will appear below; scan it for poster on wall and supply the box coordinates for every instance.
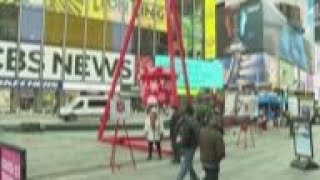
[288,96,299,117]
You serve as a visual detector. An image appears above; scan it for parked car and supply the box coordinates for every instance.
[59,96,130,121]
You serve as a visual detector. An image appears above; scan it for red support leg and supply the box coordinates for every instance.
[165,0,178,108]
[98,0,142,140]
[171,0,192,105]
[110,118,120,173]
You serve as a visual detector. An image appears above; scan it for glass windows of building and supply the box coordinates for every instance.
[179,0,203,59]
[20,0,43,43]
[0,3,19,41]
[66,15,84,48]
[44,0,65,46]
[87,18,104,50]
[139,28,154,56]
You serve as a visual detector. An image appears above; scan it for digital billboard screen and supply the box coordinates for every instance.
[155,55,224,89]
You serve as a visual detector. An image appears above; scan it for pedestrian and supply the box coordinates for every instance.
[199,116,226,180]
[170,107,180,164]
[144,107,164,160]
[176,105,200,180]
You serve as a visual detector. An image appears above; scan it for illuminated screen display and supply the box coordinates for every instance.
[155,55,224,89]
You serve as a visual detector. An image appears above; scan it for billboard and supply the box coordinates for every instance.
[0,0,166,31]
[0,40,135,84]
[221,53,266,87]
[58,0,167,31]
[217,0,263,56]
[204,0,216,59]
[263,1,315,72]
[155,55,224,89]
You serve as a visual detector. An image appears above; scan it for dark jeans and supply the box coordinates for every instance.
[176,148,198,180]
[148,141,162,159]
[170,137,180,162]
[204,168,219,180]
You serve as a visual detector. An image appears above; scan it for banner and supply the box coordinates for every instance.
[0,40,135,84]
[204,0,216,59]
[43,0,166,31]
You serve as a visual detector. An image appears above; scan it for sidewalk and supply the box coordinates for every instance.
[1,127,320,180]
[0,130,160,180]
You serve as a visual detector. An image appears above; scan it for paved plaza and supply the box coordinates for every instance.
[1,126,320,180]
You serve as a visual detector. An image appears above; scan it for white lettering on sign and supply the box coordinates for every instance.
[0,40,135,84]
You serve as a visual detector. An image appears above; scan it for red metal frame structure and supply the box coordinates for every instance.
[97,0,191,141]
[97,0,192,172]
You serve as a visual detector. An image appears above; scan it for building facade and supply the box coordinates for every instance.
[0,0,205,115]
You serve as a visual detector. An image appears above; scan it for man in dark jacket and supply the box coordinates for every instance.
[170,107,180,163]
[176,105,200,180]
[199,116,225,180]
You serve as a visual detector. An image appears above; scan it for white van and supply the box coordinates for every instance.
[59,96,130,121]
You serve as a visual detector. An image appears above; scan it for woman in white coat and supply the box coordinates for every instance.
[144,107,164,160]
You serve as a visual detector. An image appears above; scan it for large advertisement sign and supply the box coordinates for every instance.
[42,0,166,31]
[155,55,224,89]
[221,53,266,87]
[0,40,135,84]
[263,1,315,73]
[216,1,263,56]
[0,143,26,180]
[204,0,216,59]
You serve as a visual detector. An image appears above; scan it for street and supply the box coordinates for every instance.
[1,126,320,180]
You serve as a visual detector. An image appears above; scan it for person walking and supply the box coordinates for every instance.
[199,116,226,180]
[170,107,180,164]
[176,105,200,180]
[144,107,164,160]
